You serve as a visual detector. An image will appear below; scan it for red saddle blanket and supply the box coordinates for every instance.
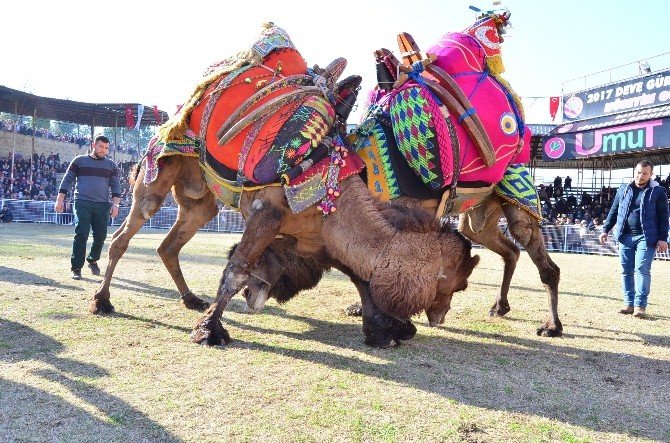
[186,27,336,185]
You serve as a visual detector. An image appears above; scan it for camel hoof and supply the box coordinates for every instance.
[364,334,398,348]
[536,322,563,337]
[393,319,417,341]
[181,292,210,312]
[489,303,511,317]
[89,297,114,315]
[345,302,362,316]
[191,316,231,346]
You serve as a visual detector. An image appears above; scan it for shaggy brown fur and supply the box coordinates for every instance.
[322,178,477,319]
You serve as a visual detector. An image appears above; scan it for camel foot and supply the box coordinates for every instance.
[191,316,231,346]
[426,308,449,328]
[363,331,398,348]
[345,302,362,316]
[89,291,115,315]
[362,314,416,348]
[489,300,511,317]
[392,318,417,341]
[536,320,563,337]
[181,291,210,312]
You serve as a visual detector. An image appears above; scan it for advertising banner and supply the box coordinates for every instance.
[543,115,670,161]
[562,69,670,122]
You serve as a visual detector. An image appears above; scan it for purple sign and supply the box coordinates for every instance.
[542,116,670,161]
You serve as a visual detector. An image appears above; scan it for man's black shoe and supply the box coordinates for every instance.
[88,261,101,276]
[71,269,82,280]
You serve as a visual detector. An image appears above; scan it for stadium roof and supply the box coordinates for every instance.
[0,84,169,128]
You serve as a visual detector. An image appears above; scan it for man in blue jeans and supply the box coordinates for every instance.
[600,160,669,317]
[55,135,121,280]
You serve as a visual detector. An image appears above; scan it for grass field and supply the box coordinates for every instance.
[1,222,670,443]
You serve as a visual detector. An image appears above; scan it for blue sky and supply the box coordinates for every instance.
[3,0,668,126]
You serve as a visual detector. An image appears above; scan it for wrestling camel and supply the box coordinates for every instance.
[93,24,483,348]
[238,14,562,335]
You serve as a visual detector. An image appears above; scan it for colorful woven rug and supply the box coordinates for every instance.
[494,164,542,220]
[350,116,442,202]
[144,131,200,185]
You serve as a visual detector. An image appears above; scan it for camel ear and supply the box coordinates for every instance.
[463,255,480,276]
[228,243,239,259]
[333,75,362,122]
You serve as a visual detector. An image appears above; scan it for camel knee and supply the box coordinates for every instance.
[539,265,560,286]
[108,237,130,261]
[157,242,176,263]
[139,197,162,220]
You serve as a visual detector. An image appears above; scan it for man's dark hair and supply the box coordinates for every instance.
[637,159,654,170]
[94,135,110,144]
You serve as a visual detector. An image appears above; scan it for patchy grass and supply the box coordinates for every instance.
[1,222,670,442]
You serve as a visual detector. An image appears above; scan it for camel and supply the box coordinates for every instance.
[92,17,563,347]
[91,154,480,347]
[231,203,477,328]
[231,13,564,336]
[233,175,560,335]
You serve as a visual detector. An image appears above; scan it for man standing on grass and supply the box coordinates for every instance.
[55,135,120,280]
[599,160,669,318]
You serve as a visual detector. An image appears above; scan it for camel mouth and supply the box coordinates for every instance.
[243,286,270,313]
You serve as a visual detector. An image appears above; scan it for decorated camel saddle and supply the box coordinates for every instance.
[351,10,539,218]
[144,23,363,213]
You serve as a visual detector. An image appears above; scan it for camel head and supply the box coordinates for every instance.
[423,218,481,326]
[228,242,284,313]
[229,237,326,313]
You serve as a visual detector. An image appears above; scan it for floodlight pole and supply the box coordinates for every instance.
[114,115,118,163]
[10,101,17,194]
[29,107,36,195]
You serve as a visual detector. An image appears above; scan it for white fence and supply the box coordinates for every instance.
[1,198,668,260]
[0,199,245,233]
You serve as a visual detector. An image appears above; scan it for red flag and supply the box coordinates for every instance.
[153,105,160,125]
[125,105,135,129]
[549,97,560,121]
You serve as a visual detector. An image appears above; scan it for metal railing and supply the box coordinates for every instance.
[1,198,668,260]
[0,198,245,233]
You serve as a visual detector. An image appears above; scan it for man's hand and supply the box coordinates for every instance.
[657,240,668,253]
[54,200,64,213]
[599,232,608,245]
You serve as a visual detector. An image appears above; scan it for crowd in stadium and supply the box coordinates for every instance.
[0,119,91,147]
[0,152,133,206]
[539,174,670,227]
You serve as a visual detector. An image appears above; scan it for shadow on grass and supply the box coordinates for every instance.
[110,277,179,298]
[0,318,182,442]
[473,280,618,300]
[221,308,670,441]
[0,266,79,290]
[110,312,191,334]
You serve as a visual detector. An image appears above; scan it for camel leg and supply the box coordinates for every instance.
[459,201,519,317]
[89,161,177,314]
[191,192,286,346]
[337,263,416,347]
[157,188,218,312]
[502,204,562,337]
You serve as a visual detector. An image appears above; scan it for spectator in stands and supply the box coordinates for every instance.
[553,175,562,189]
[564,175,572,190]
[55,135,121,280]
[599,160,669,318]
[0,205,13,222]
